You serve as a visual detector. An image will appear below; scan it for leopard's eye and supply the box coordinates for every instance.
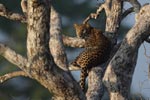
[83,29,86,34]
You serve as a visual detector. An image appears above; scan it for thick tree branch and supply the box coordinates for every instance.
[105,0,123,36]
[86,67,105,100]
[0,3,26,23]
[0,43,27,70]
[63,35,85,48]
[26,0,51,70]
[85,0,123,99]
[49,6,68,71]
[0,71,28,83]
[26,1,85,99]
[103,5,150,100]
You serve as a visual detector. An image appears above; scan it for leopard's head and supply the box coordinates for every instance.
[74,23,92,39]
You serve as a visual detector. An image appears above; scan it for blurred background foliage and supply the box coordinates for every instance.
[0,0,130,100]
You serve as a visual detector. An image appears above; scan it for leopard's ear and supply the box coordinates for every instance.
[74,23,79,29]
[85,23,91,28]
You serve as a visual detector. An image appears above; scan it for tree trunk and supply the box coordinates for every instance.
[0,0,150,100]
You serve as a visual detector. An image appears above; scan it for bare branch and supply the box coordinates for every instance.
[105,0,123,35]
[83,1,111,24]
[0,43,27,70]
[83,4,105,24]
[49,6,68,71]
[122,7,134,20]
[143,43,150,59]
[0,71,28,83]
[26,0,51,70]
[145,36,150,43]
[148,64,150,80]
[103,5,150,100]
[86,66,105,100]
[124,0,141,13]
[26,1,86,99]
[63,35,85,48]
[0,3,26,23]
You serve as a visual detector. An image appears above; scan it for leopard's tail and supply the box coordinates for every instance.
[80,67,88,91]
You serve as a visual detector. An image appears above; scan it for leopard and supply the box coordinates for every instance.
[70,23,112,91]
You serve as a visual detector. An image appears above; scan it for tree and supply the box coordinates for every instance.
[0,0,150,100]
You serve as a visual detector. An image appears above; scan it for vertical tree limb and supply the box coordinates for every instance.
[49,6,68,71]
[86,67,105,100]
[26,1,86,99]
[105,0,123,37]
[103,5,150,100]
[26,0,51,70]
[85,0,123,99]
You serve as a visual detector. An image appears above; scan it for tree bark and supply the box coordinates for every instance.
[103,5,150,100]
[0,0,150,100]
[26,0,86,99]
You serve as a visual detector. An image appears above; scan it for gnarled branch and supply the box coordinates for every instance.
[103,5,150,100]
[0,71,28,83]
[0,3,26,23]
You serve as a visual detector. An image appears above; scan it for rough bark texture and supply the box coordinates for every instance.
[86,67,105,100]
[0,0,150,100]
[0,1,86,99]
[84,0,123,99]
[105,0,122,37]
[0,3,26,23]
[49,6,68,71]
[103,5,150,100]
[26,0,85,100]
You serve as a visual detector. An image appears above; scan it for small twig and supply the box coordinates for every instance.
[122,7,134,20]
[0,71,28,83]
[83,4,104,24]
[148,63,150,80]
[0,3,26,23]
[123,0,141,13]
[143,43,150,59]
[0,43,28,70]
[125,0,141,13]
[145,36,150,43]
[62,35,85,48]
[83,1,111,24]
